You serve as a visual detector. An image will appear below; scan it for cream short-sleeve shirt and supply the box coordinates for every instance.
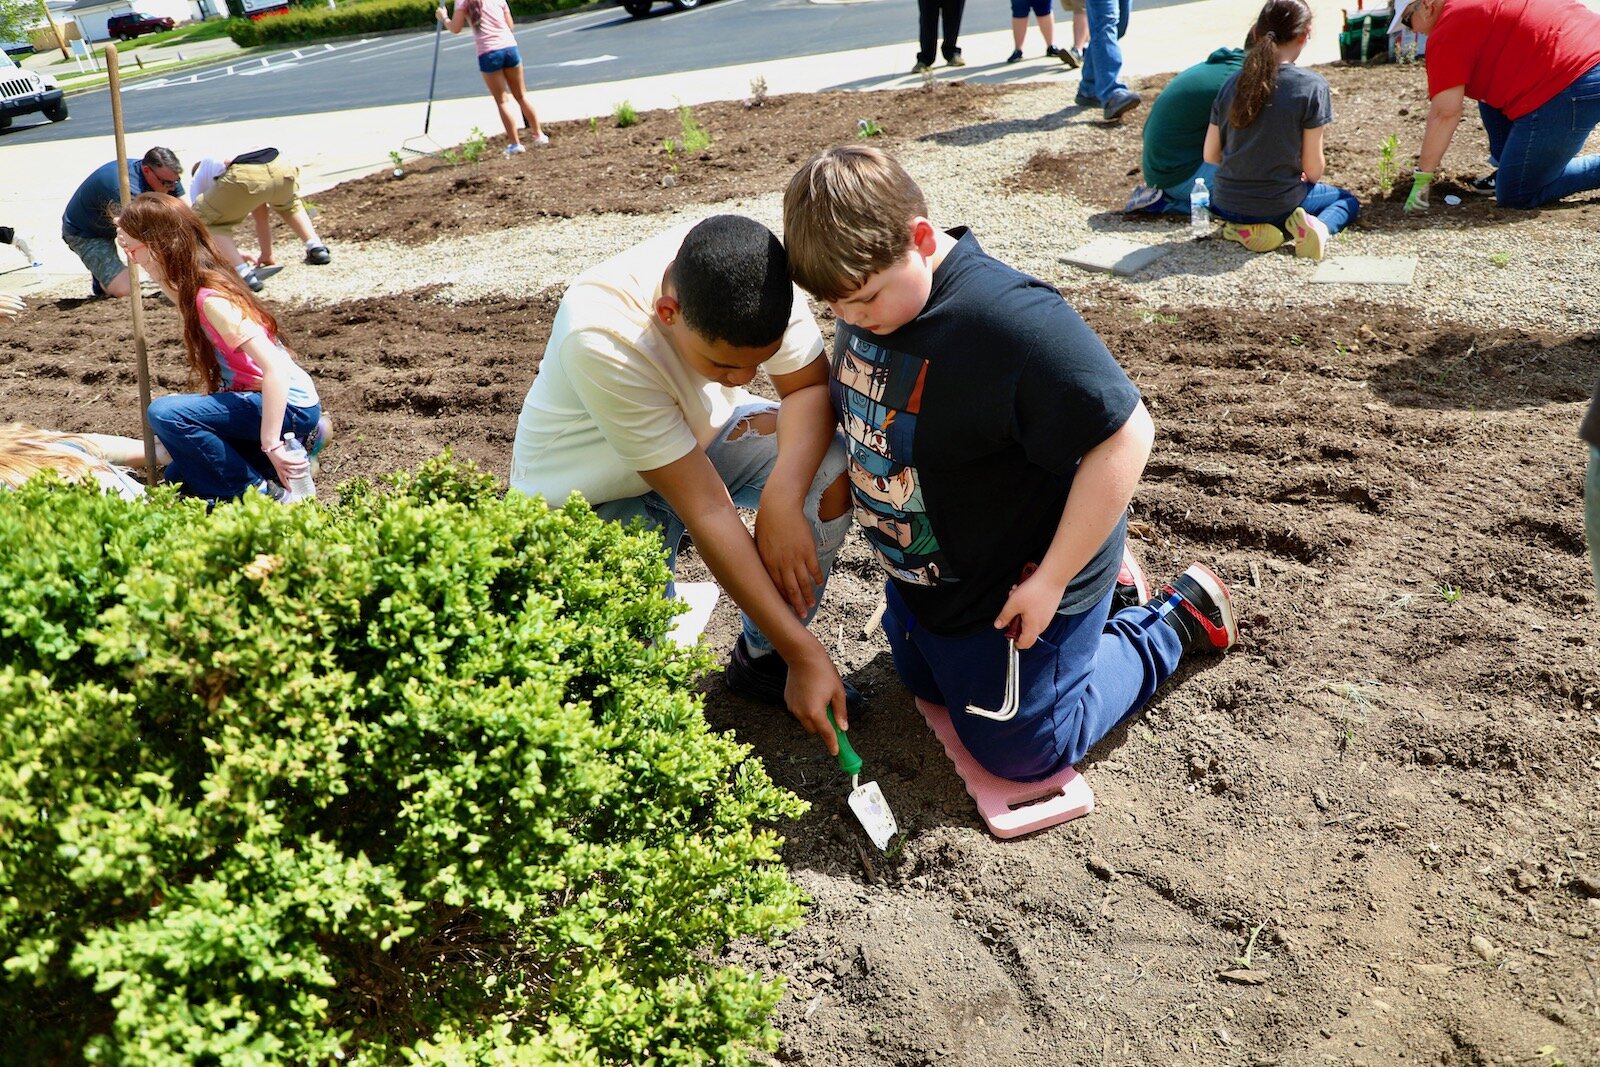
[509,224,824,506]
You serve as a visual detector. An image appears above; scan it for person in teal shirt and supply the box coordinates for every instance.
[1126,45,1247,215]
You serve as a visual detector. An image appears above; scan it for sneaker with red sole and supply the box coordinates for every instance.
[1111,543,1151,613]
[1150,563,1238,653]
[307,415,333,477]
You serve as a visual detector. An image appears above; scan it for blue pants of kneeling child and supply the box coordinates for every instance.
[882,576,1183,782]
[1213,181,1360,236]
[149,391,320,502]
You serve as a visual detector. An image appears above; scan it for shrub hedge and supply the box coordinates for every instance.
[0,458,807,1065]
[228,0,593,47]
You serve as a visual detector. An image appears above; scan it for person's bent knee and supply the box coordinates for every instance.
[1496,187,1545,210]
[103,269,133,299]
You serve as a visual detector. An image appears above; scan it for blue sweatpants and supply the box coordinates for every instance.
[883,578,1183,782]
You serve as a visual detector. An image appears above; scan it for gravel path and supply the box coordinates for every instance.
[57,84,1600,336]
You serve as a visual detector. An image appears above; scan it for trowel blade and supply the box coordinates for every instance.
[848,779,899,850]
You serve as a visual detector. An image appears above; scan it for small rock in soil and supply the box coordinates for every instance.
[1569,872,1600,898]
[1469,934,1498,960]
[1416,746,1446,766]
[1514,869,1539,892]
[1086,854,1118,882]
[1218,968,1272,985]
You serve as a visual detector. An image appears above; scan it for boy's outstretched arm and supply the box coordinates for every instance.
[996,400,1155,649]
[756,354,841,617]
[639,449,851,751]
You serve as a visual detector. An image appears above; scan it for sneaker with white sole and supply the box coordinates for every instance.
[1221,221,1285,253]
[306,415,333,477]
[1150,564,1238,654]
[1466,170,1496,196]
[504,143,526,157]
[531,132,550,146]
[1284,206,1329,261]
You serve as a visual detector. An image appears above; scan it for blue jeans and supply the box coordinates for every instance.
[594,402,851,657]
[148,391,320,501]
[1078,0,1131,101]
[883,576,1183,782]
[1212,182,1360,236]
[1158,160,1217,215]
[1587,446,1600,603]
[1477,63,1600,209]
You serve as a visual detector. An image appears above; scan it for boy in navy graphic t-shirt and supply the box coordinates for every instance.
[783,145,1240,782]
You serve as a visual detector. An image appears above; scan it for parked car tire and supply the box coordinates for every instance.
[44,99,67,122]
[622,0,653,14]
[0,115,11,130]
[669,0,699,8]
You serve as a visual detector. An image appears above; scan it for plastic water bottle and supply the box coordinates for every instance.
[1190,178,1212,240]
[279,433,317,502]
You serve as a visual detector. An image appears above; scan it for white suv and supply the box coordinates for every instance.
[0,50,67,130]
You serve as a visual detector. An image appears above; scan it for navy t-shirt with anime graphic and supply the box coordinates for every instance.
[830,229,1141,637]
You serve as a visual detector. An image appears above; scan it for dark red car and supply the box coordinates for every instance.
[106,13,177,40]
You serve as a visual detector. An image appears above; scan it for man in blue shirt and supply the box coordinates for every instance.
[61,147,183,298]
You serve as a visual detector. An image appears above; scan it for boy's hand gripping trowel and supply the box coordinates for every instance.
[828,708,898,850]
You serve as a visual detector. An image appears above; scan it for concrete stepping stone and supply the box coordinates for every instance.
[1059,236,1173,277]
[1309,255,1417,285]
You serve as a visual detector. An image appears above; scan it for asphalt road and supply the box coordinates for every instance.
[1,0,1034,144]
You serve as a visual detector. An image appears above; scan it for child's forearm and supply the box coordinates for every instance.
[1036,402,1153,591]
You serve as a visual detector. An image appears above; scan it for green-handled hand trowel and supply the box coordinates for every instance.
[828,708,899,850]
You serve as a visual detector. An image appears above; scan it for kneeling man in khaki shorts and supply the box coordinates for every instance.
[191,148,332,292]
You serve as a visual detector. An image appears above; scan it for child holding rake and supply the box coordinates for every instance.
[115,193,329,503]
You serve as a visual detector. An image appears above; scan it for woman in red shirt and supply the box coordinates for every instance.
[1396,0,1600,210]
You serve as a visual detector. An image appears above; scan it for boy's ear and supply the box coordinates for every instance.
[910,217,939,257]
[654,294,681,326]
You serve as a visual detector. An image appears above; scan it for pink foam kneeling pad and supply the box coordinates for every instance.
[915,698,1095,839]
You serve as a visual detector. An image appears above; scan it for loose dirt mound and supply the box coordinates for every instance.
[3,66,1597,1067]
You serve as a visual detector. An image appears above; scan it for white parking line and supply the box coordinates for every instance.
[544,8,634,36]
[551,54,618,65]
[654,0,756,22]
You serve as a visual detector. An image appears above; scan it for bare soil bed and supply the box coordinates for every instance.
[3,70,1598,1067]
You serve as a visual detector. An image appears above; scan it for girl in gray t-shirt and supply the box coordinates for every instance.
[1200,0,1360,261]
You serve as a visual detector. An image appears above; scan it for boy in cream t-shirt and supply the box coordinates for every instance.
[510,215,860,754]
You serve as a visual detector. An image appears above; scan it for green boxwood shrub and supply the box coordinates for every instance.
[228,0,591,47]
[0,458,806,1065]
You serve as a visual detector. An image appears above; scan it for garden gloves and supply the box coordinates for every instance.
[1405,170,1433,212]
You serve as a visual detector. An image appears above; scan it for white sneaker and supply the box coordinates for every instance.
[504,143,526,157]
[1285,207,1329,261]
[531,132,550,146]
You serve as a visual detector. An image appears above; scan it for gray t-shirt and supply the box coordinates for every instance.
[1209,64,1334,220]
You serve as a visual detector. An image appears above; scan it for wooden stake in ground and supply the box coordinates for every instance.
[105,44,160,486]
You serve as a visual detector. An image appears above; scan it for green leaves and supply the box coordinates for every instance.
[0,458,803,1064]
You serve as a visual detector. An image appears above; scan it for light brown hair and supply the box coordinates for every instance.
[117,192,284,395]
[0,424,106,490]
[782,145,929,302]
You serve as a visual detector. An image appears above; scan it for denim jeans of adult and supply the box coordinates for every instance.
[882,577,1184,782]
[148,390,320,501]
[917,0,966,65]
[1213,181,1360,236]
[1477,64,1600,209]
[1587,446,1600,603]
[594,402,851,657]
[1158,160,1218,215]
[1077,0,1131,101]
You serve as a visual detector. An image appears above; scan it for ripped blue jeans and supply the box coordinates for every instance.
[594,402,852,655]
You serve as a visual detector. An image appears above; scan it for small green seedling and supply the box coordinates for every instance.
[1488,251,1511,268]
[662,138,678,173]
[589,115,599,134]
[1435,582,1464,604]
[745,75,768,108]
[388,149,404,177]
[613,99,639,128]
[461,127,488,164]
[676,104,710,153]
[1377,133,1399,196]
[1234,923,1266,968]
[857,117,883,139]
[1137,309,1177,326]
